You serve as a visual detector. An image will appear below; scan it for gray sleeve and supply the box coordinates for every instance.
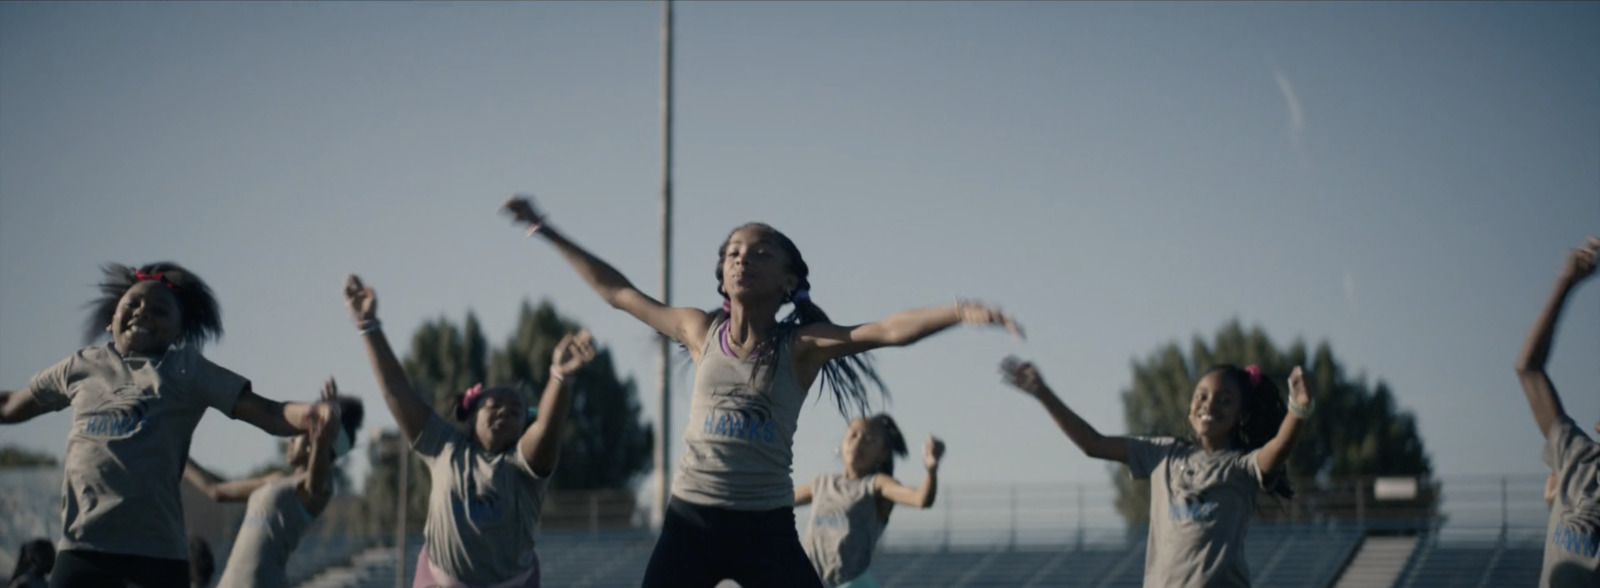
[1543,416,1595,472]
[411,415,460,462]
[1239,449,1268,489]
[1125,437,1173,480]
[509,441,546,481]
[22,355,76,412]
[191,355,249,415]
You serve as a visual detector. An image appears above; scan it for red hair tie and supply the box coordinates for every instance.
[135,270,176,291]
[461,383,485,411]
[1244,365,1262,387]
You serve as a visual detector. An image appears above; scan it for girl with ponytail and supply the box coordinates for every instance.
[794,414,944,587]
[502,196,1019,588]
[1000,357,1315,587]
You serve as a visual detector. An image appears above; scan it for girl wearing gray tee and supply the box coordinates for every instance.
[796,414,944,588]
[1002,357,1315,588]
[0,263,335,588]
[184,380,365,588]
[1514,237,1600,587]
[344,275,597,588]
[502,196,1021,588]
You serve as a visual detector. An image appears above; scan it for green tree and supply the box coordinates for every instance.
[0,445,57,468]
[357,299,654,537]
[1112,320,1432,525]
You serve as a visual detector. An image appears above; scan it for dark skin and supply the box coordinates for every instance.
[1514,237,1599,438]
[1,280,330,435]
[346,274,595,476]
[500,196,1023,396]
[184,379,344,516]
[1000,357,1314,478]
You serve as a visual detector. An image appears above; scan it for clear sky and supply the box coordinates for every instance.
[2,1,1597,520]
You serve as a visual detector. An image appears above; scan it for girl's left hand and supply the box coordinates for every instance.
[551,330,597,381]
[1287,366,1313,407]
[956,299,1025,340]
[924,435,945,470]
[314,378,340,443]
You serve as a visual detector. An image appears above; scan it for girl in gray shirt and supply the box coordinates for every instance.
[502,196,1020,588]
[184,380,365,588]
[0,263,336,588]
[796,414,944,588]
[1514,237,1600,587]
[344,275,596,588]
[1002,356,1315,588]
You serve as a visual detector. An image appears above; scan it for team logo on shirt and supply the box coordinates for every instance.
[78,385,154,438]
[702,384,778,445]
[1551,500,1600,559]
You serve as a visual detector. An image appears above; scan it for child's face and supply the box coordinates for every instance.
[842,418,887,474]
[719,226,798,303]
[108,281,181,355]
[474,389,526,453]
[1189,372,1242,447]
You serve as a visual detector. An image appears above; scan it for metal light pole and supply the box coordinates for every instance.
[652,0,675,529]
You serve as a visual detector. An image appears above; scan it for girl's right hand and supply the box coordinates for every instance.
[344,275,378,327]
[957,299,1025,340]
[501,195,547,236]
[1559,237,1600,286]
[1000,355,1046,396]
[924,435,946,470]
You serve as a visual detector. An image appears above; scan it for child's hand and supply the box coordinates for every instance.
[313,378,339,444]
[924,435,945,470]
[1000,355,1046,396]
[957,299,1025,340]
[1288,366,1313,408]
[551,330,597,381]
[344,275,378,327]
[1558,237,1599,286]
[502,195,547,236]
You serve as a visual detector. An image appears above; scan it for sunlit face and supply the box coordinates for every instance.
[1189,372,1242,448]
[842,418,888,475]
[107,281,181,356]
[473,389,526,453]
[719,226,798,304]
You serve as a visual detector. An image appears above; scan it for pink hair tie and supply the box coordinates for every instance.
[1244,365,1262,387]
[135,269,177,291]
[461,383,485,411]
[721,299,731,312]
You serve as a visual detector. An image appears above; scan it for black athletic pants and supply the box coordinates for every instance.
[641,497,824,588]
[49,549,188,588]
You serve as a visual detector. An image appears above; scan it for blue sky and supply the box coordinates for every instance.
[2,1,1597,520]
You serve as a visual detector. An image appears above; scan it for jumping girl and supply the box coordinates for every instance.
[501,196,1021,587]
[0,263,335,588]
[1514,237,1600,587]
[344,274,596,588]
[184,379,365,588]
[1001,356,1314,587]
[795,414,944,588]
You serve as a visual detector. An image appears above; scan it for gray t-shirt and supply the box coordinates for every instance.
[802,473,885,587]
[1541,415,1600,587]
[672,317,807,511]
[1127,437,1265,588]
[413,415,550,585]
[23,345,247,561]
[217,473,313,588]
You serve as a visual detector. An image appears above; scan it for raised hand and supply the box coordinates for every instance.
[316,378,341,443]
[1000,355,1047,396]
[924,435,945,470]
[551,330,597,380]
[1287,366,1314,409]
[344,275,378,327]
[957,299,1025,340]
[1559,237,1600,286]
[501,195,547,236]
